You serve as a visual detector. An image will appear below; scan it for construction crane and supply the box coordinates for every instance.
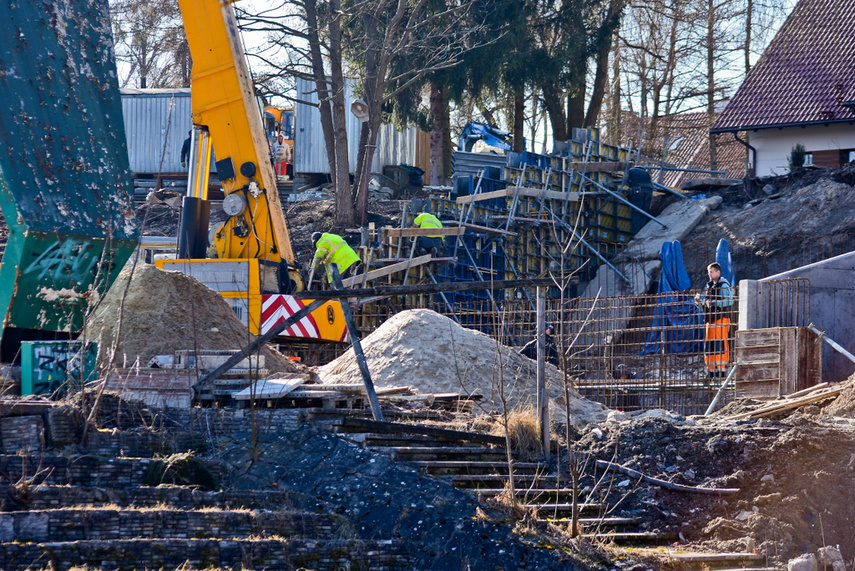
[157,0,347,342]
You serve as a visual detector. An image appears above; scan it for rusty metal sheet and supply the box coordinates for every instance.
[0,0,138,338]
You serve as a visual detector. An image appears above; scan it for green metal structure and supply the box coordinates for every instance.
[0,1,138,354]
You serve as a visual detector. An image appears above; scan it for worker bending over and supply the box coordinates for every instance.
[311,232,362,284]
[412,211,444,257]
[696,262,734,378]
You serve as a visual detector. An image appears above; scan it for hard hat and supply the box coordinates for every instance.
[311,232,322,245]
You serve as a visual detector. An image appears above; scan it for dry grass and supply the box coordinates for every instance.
[490,407,544,461]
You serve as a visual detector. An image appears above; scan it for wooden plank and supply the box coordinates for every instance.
[232,377,304,400]
[736,329,780,347]
[563,161,627,173]
[736,348,781,364]
[735,379,781,399]
[292,277,570,299]
[341,254,432,287]
[385,227,465,238]
[455,187,584,205]
[339,417,505,445]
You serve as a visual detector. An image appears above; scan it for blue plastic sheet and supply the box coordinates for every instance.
[642,241,704,354]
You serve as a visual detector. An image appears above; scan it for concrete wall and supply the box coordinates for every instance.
[739,251,855,383]
[748,123,855,177]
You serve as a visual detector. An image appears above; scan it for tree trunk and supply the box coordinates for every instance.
[327,0,354,227]
[584,35,612,128]
[542,84,567,143]
[584,0,623,128]
[513,89,525,153]
[707,0,718,170]
[305,0,354,226]
[566,58,586,131]
[429,81,451,186]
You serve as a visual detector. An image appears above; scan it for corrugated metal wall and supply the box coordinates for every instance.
[451,150,509,181]
[121,88,192,174]
[294,77,422,175]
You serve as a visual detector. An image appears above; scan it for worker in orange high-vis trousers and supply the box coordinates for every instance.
[696,262,734,378]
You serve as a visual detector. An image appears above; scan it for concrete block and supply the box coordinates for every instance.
[0,416,45,454]
[817,546,844,566]
[788,553,818,571]
[626,196,723,262]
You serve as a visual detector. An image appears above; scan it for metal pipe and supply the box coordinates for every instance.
[732,132,757,176]
[704,365,738,416]
[579,172,667,229]
[808,324,855,365]
[637,165,728,176]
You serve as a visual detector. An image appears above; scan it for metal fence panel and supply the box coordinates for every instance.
[121,88,192,174]
[294,77,419,175]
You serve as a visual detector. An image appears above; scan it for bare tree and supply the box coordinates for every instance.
[110,0,189,88]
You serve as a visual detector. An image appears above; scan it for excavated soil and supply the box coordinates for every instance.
[567,377,855,568]
[681,166,855,285]
[84,262,303,376]
[317,308,609,425]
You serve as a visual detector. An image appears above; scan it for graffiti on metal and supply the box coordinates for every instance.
[24,238,101,282]
[21,341,98,396]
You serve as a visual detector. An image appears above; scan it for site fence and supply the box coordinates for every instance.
[287,278,811,416]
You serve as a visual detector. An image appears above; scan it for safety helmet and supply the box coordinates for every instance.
[311,232,322,245]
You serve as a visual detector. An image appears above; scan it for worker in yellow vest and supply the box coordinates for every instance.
[311,232,362,284]
[412,212,444,257]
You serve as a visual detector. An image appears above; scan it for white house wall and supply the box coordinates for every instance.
[748,123,855,176]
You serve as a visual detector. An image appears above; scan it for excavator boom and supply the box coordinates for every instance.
[177,0,294,265]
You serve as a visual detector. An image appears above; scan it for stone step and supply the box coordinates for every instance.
[0,454,158,488]
[635,550,768,570]
[8,485,317,512]
[444,473,565,487]
[584,531,679,544]
[0,537,410,571]
[0,507,349,542]
[410,460,544,475]
[373,446,508,461]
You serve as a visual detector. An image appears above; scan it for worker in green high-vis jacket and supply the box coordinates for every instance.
[311,232,362,283]
[412,212,444,257]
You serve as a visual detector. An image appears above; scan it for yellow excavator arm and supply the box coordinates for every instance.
[177,0,295,267]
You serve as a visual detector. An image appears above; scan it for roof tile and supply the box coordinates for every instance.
[712,0,855,132]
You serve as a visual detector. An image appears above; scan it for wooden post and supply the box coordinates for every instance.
[536,286,549,454]
[330,264,384,421]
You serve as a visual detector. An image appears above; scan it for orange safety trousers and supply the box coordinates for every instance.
[704,317,731,372]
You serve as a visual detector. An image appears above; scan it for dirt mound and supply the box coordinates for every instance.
[85,262,300,376]
[819,374,855,417]
[316,309,608,425]
[681,175,855,284]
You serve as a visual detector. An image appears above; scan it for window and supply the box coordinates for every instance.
[804,153,813,166]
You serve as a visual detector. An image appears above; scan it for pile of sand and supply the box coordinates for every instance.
[85,262,301,376]
[317,309,608,425]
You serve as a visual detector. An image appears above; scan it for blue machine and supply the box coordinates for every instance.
[458,122,512,152]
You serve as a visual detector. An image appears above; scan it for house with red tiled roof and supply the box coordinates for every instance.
[711,0,855,176]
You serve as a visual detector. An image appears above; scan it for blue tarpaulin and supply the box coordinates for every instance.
[642,241,704,354]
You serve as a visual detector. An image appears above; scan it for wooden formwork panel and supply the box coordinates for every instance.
[735,327,821,398]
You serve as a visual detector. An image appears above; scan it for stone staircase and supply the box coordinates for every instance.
[0,408,409,570]
[331,416,778,568]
